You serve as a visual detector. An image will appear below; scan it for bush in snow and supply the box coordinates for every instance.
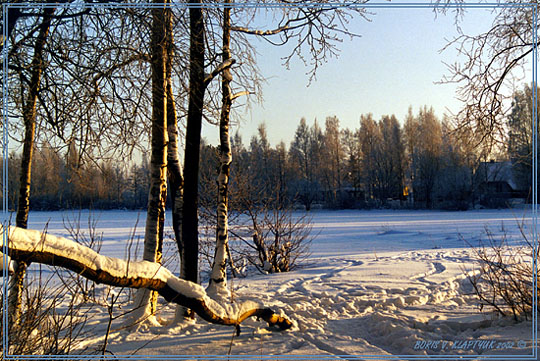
[465,221,537,321]
[200,206,313,275]
[1,265,93,355]
[239,205,313,274]
[198,159,313,275]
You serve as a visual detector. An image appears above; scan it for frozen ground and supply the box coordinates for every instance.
[21,208,534,257]
[8,209,538,359]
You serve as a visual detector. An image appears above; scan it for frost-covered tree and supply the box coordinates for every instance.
[341,127,363,202]
[290,118,311,184]
[322,116,344,207]
[409,107,443,209]
[438,1,536,148]
[436,118,473,209]
[378,115,405,201]
[507,84,540,196]
[359,113,382,201]
[289,118,318,209]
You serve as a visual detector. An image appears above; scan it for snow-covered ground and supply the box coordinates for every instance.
[8,209,538,358]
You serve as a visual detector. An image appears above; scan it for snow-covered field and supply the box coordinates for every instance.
[9,209,538,358]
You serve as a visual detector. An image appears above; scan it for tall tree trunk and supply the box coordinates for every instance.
[164,6,184,278]
[163,6,189,322]
[181,1,205,286]
[130,0,168,324]
[207,4,232,300]
[9,6,54,326]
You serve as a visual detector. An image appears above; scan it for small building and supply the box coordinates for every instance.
[476,160,528,206]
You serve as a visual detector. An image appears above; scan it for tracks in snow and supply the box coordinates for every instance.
[249,250,484,356]
[410,261,446,285]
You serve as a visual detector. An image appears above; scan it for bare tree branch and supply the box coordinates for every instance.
[204,58,235,87]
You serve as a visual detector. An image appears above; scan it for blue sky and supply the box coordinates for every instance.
[202,5,501,147]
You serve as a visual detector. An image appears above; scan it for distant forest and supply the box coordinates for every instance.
[6,84,536,212]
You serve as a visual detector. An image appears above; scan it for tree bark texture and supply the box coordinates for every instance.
[164,6,184,280]
[4,226,293,331]
[163,6,189,322]
[15,6,55,230]
[10,6,55,327]
[182,1,205,285]
[133,1,168,319]
[208,4,233,299]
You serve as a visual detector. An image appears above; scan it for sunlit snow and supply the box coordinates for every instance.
[4,208,536,358]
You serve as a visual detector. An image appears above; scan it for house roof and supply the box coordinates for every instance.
[477,161,519,191]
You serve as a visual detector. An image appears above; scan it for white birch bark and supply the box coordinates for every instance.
[207,4,233,300]
[129,1,168,326]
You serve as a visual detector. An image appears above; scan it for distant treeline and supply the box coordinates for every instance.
[199,86,535,211]
[6,145,150,210]
[5,85,536,211]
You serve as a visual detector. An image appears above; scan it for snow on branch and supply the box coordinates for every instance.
[2,226,292,330]
[231,90,252,101]
[204,59,236,87]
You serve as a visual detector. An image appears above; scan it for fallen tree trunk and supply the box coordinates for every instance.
[2,226,292,330]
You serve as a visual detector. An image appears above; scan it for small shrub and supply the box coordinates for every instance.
[246,205,313,273]
[2,265,93,355]
[465,221,537,321]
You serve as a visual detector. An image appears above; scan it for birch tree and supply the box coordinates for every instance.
[0,1,91,54]
[6,0,155,328]
[165,5,184,281]
[181,2,373,301]
[231,2,372,83]
[8,5,55,326]
[207,2,234,300]
[130,0,168,325]
[403,107,418,204]
[181,1,235,293]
